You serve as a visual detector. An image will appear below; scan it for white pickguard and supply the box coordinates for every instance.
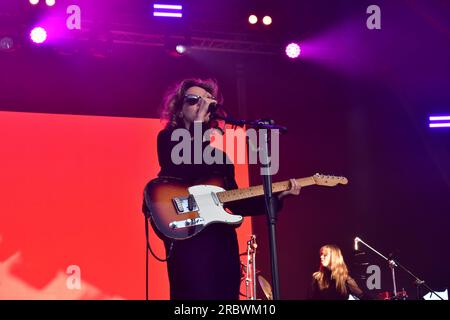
[188,184,243,226]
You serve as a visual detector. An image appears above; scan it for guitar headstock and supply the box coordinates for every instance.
[313,173,348,186]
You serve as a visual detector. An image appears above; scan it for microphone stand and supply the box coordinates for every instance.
[355,237,444,300]
[212,113,287,300]
[245,235,257,300]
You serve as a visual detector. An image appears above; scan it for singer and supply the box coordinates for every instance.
[142,78,301,299]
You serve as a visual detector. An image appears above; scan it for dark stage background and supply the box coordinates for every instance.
[1,0,449,299]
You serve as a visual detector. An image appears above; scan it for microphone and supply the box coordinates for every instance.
[354,237,360,251]
[208,102,222,114]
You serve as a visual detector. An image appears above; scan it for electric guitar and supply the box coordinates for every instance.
[144,173,348,240]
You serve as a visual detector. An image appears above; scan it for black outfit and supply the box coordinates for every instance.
[144,124,282,300]
[309,270,364,300]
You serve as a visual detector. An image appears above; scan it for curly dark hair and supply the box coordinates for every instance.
[160,78,225,129]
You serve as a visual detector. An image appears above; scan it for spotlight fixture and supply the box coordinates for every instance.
[248,15,258,25]
[153,4,183,18]
[429,115,450,128]
[285,42,301,59]
[175,44,187,55]
[30,27,47,44]
[262,16,272,26]
[0,37,14,51]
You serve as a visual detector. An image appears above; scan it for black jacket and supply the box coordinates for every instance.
[309,271,365,300]
[143,125,282,300]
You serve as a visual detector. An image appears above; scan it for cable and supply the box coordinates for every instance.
[145,218,149,301]
[144,216,174,300]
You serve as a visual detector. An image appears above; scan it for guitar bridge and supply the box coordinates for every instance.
[169,217,205,230]
[173,196,198,214]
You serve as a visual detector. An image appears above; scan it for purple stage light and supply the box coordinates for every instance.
[285,43,301,59]
[30,27,47,44]
[29,0,39,5]
[154,12,182,17]
[46,0,56,6]
[153,4,182,18]
[429,116,450,121]
[154,4,182,10]
[429,115,450,128]
[429,123,450,128]
[0,37,14,51]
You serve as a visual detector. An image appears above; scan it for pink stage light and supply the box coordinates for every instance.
[30,27,47,44]
[285,43,301,59]
[29,0,39,5]
[46,0,56,7]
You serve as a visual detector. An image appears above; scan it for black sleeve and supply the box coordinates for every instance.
[142,129,178,218]
[157,129,175,170]
[223,159,284,217]
[308,277,320,300]
[141,131,172,218]
[346,276,364,299]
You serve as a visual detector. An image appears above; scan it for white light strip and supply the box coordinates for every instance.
[429,123,450,128]
[153,12,182,17]
[153,4,182,10]
[429,116,450,121]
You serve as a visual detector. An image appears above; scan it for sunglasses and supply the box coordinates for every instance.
[183,94,216,106]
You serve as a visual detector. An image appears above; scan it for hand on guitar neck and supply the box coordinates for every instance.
[277,178,301,200]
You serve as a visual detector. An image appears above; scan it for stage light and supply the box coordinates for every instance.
[153,4,183,18]
[248,15,258,25]
[285,43,301,59]
[262,16,272,26]
[429,116,450,121]
[429,115,450,128]
[46,0,56,6]
[430,123,450,128]
[29,0,39,5]
[0,37,14,51]
[175,44,187,55]
[30,27,47,44]
[165,37,190,57]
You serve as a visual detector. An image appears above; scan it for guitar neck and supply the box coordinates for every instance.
[216,177,316,203]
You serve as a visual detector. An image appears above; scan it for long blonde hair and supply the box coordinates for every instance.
[312,244,349,295]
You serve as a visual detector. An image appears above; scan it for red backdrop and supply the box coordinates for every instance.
[0,111,252,299]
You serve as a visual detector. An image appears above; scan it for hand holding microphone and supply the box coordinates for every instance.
[195,96,218,122]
